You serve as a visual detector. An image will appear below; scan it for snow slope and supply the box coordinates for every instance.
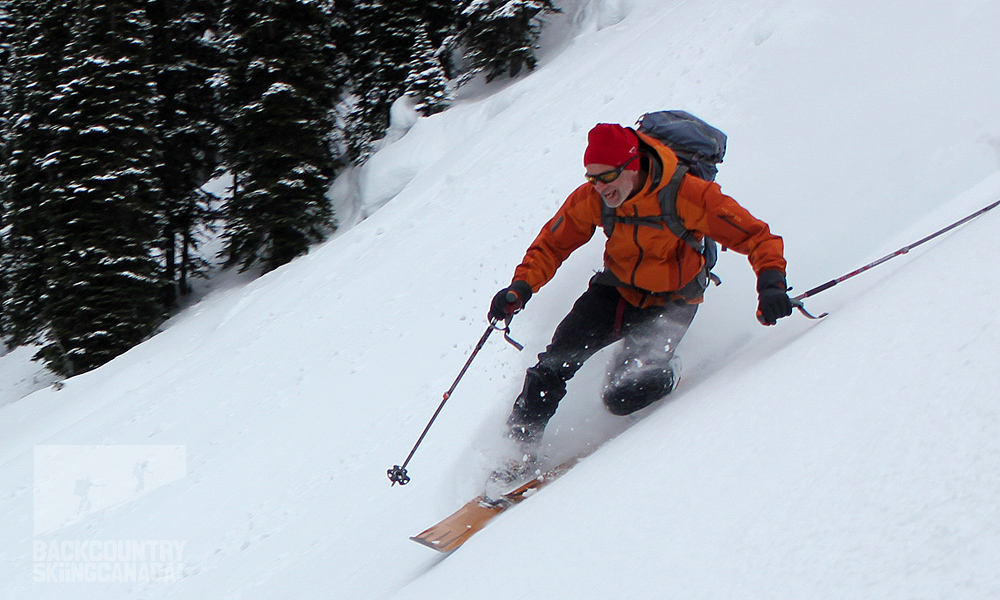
[2,0,999,598]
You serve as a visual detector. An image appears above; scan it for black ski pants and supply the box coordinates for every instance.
[508,281,697,436]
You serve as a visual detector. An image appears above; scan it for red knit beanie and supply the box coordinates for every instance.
[584,123,640,170]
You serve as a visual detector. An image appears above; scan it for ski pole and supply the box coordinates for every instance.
[792,197,1000,320]
[388,317,522,486]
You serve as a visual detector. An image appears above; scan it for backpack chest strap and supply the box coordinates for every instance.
[601,163,698,254]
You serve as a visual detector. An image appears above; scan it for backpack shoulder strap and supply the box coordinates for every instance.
[656,164,704,254]
[598,156,711,265]
[658,163,722,295]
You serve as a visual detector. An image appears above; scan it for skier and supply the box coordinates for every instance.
[488,122,792,483]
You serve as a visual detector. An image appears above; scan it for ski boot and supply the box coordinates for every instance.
[485,424,543,500]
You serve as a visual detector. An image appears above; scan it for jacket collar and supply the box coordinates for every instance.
[633,129,678,195]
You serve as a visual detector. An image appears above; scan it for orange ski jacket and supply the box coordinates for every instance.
[512,130,787,308]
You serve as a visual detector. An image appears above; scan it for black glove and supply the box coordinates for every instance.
[489,280,533,322]
[756,269,793,326]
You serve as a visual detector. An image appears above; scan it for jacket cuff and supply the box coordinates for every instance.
[509,280,534,303]
[756,269,787,293]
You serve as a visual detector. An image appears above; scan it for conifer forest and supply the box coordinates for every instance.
[0,1,556,376]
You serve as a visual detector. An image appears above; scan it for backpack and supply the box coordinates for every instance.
[598,110,726,300]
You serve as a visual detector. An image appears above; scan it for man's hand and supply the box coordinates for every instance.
[489,280,533,322]
[756,270,793,325]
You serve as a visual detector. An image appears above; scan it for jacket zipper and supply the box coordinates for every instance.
[720,214,750,235]
[629,206,644,287]
[675,243,685,289]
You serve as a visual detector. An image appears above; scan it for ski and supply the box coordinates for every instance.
[410,456,581,553]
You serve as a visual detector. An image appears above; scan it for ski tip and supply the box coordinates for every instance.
[409,535,454,553]
[411,529,476,553]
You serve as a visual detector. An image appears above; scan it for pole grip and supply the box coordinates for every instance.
[797,279,838,300]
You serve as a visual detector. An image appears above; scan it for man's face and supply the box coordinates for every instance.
[585,162,638,208]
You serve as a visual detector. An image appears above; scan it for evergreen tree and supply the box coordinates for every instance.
[404,24,451,117]
[2,0,167,375]
[219,0,344,272]
[459,0,558,83]
[343,0,554,160]
[343,0,420,162]
[0,0,561,375]
[412,0,463,80]
[344,1,462,158]
[41,0,167,375]
[1,0,76,349]
[0,4,12,151]
[147,0,223,304]
[0,4,14,340]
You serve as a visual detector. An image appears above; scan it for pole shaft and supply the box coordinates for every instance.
[795,197,1000,302]
[394,322,497,474]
